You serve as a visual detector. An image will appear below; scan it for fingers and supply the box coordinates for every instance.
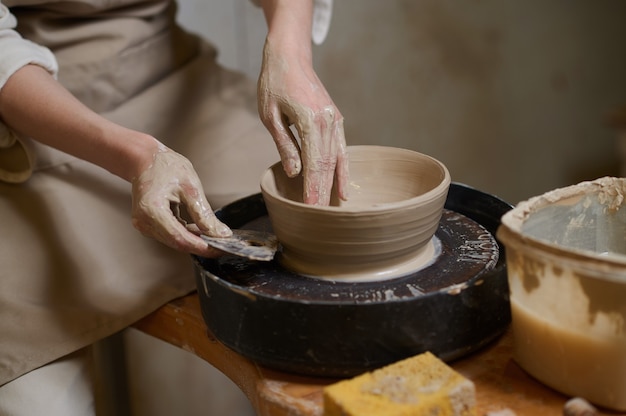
[299,106,348,206]
[132,202,224,258]
[262,103,302,178]
[179,185,231,238]
[333,119,350,201]
[264,102,348,206]
[300,107,334,205]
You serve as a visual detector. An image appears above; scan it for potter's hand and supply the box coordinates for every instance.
[131,147,231,257]
[257,41,349,206]
[0,64,228,256]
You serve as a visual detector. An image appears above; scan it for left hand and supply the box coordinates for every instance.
[257,39,349,206]
[131,146,231,257]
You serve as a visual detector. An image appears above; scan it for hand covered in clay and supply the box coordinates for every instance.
[131,146,231,257]
[257,41,349,206]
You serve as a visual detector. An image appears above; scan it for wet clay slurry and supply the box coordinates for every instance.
[260,145,451,280]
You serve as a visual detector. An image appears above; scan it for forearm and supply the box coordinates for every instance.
[0,64,160,182]
[259,0,314,63]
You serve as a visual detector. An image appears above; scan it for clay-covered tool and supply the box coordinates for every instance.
[201,229,278,261]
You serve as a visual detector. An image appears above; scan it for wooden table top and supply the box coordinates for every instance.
[133,292,624,416]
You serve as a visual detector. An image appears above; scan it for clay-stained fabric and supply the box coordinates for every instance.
[0,0,278,385]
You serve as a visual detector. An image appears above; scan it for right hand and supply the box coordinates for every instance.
[257,40,349,206]
[256,0,349,206]
[131,146,231,257]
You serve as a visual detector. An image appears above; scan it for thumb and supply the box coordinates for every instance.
[181,189,232,238]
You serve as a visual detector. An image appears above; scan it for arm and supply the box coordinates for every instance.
[0,64,230,257]
[257,0,348,205]
[0,64,156,181]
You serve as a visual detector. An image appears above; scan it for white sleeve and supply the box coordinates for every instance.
[250,0,333,45]
[0,3,58,183]
[0,4,58,90]
[311,0,332,45]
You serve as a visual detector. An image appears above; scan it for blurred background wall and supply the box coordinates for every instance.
[177,0,626,204]
[125,1,626,415]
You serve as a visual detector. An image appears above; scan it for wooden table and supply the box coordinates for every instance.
[133,292,624,416]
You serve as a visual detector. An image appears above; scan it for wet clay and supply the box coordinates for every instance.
[279,237,440,282]
[261,145,451,280]
[498,177,626,411]
[511,298,626,410]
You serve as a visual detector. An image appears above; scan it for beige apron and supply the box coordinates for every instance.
[0,0,278,385]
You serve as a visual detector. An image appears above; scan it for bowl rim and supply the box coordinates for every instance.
[498,176,626,269]
[260,145,451,214]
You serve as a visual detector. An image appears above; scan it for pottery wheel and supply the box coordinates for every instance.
[193,183,512,377]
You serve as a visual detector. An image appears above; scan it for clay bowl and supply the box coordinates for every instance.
[497,176,626,411]
[260,145,451,281]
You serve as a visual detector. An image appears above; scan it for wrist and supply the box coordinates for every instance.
[262,0,314,63]
[105,126,164,182]
[263,34,313,71]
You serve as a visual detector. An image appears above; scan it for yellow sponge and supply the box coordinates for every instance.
[323,352,476,416]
